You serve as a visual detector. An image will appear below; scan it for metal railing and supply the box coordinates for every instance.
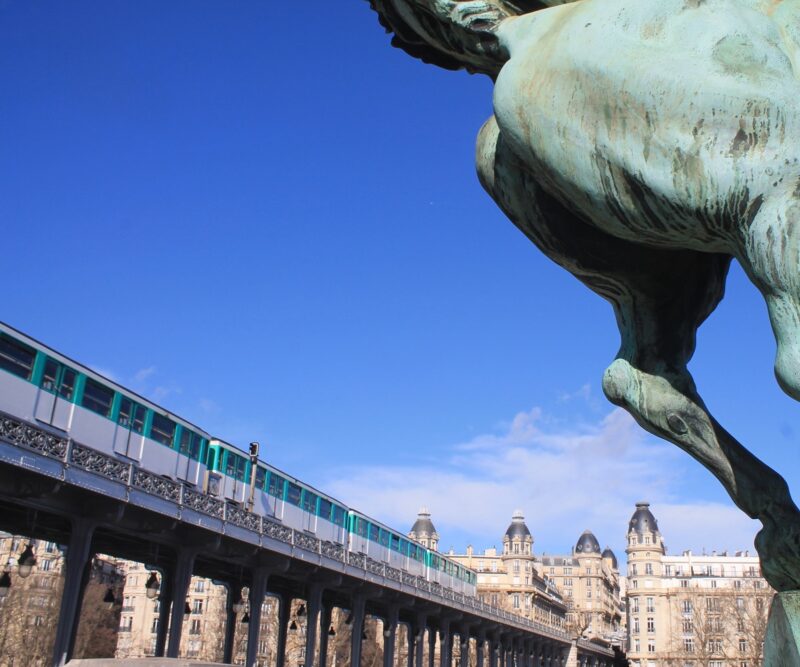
[0,411,573,643]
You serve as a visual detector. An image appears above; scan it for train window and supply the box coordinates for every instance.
[368,524,379,542]
[41,359,77,400]
[268,474,285,498]
[82,378,114,417]
[302,490,318,513]
[431,554,440,570]
[287,482,302,506]
[318,498,332,520]
[379,529,390,547]
[332,505,347,527]
[179,430,202,460]
[255,467,267,490]
[355,517,368,537]
[150,413,176,447]
[226,453,246,481]
[391,535,401,552]
[0,335,35,380]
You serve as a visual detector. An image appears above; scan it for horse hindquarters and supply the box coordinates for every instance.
[738,193,800,401]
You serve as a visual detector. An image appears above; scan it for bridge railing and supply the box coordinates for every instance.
[0,411,570,642]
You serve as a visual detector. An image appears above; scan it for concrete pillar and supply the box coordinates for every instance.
[475,635,485,667]
[154,567,173,658]
[51,518,95,667]
[318,602,332,667]
[222,584,238,664]
[167,548,197,658]
[505,639,514,667]
[246,567,270,667]
[304,584,324,667]
[384,606,399,667]
[488,639,498,667]
[407,623,414,667]
[414,614,426,667]
[349,595,367,667]
[276,594,293,667]
[439,620,451,667]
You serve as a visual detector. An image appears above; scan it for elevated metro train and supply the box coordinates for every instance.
[0,322,476,595]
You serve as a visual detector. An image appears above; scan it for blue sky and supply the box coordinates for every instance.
[2,1,797,567]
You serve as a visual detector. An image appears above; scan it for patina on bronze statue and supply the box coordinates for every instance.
[368,0,800,659]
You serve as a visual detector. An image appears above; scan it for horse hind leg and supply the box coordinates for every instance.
[737,193,800,401]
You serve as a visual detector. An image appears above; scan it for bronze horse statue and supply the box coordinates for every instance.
[369,0,800,592]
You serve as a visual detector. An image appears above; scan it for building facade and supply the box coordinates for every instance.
[625,502,773,667]
[441,509,621,638]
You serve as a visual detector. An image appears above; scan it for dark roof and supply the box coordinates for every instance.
[602,547,618,568]
[504,510,532,539]
[575,530,601,554]
[628,502,659,535]
[410,509,437,537]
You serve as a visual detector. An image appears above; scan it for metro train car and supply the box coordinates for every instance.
[0,323,209,487]
[0,322,478,598]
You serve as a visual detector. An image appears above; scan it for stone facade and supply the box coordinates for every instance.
[625,502,773,667]
[443,510,622,639]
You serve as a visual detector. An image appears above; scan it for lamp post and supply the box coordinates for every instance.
[145,571,160,600]
[17,544,36,578]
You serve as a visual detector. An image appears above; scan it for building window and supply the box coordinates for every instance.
[646,597,654,612]
[631,564,638,576]
[682,619,693,633]
[739,639,748,652]
[684,638,694,653]
[633,618,640,634]
[707,639,723,654]
[645,563,653,575]
[632,580,638,589]
[664,565,672,576]
[120,617,133,632]
[630,597,639,613]
[40,560,51,572]
[513,543,519,554]
[647,617,655,633]
[710,580,717,589]
[634,639,640,653]
[645,536,651,545]
[647,640,655,653]
[189,619,201,635]
[192,599,203,614]
[682,599,692,613]
[513,594,520,609]
[151,618,159,634]
[195,580,205,593]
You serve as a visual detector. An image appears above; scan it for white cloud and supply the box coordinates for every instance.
[133,365,157,383]
[323,404,760,564]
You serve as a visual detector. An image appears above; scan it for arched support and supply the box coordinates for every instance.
[276,593,294,667]
[167,548,197,658]
[384,605,399,667]
[349,595,367,667]
[222,583,239,664]
[51,517,95,667]
[304,583,324,667]
[318,601,332,667]
[246,567,270,667]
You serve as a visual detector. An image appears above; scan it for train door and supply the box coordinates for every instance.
[176,429,202,485]
[113,398,146,459]
[302,491,318,533]
[34,359,76,431]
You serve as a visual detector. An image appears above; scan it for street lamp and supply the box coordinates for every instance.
[328,625,336,637]
[242,611,250,624]
[232,591,246,615]
[17,544,36,578]
[145,572,160,600]
[289,620,298,633]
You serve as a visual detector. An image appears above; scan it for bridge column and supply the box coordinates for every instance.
[222,583,239,664]
[167,548,197,658]
[488,637,498,667]
[458,629,470,667]
[276,594,294,667]
[406,622,414,667]
[475,631,485,667]
[51,517,95,667]
[318,601,332,667]
[383,605,399,667]
[349,595,367,667]
[154,567,174,657]
[414,613,426,667]
[245,566,270,667]
[439,619,451,667]
[304,583,324,667]
[506,637,514,667]
[428,623,437,667]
